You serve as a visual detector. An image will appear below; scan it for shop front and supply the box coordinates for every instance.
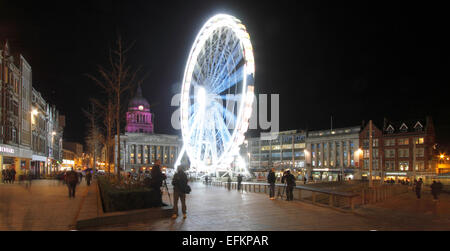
[31,155,47,178]
[312,168,341,181]
[0,144,32,180]
[384,172,408,182]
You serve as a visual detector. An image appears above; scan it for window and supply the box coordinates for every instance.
[385,149,395,158]
[398,149,409,158]
[373,139,379,147]
[415,148,424,158]
[397,138,409,145]
[400,123,408,132]
[415,161,424,171]
[399,161,409,171]
[415,137,424,144]
[385,160,395,170]
[414,122,423,132]
[386,125,394,134]
[384,139,395,146]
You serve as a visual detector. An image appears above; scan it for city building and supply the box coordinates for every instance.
[305,126,362,181]
[1,41,33,177]
[247,130,307,180]
[0,40,65,178]
[113,85,182,173]
[31,87,48,176]
[360,117,436,182]
[63,141,83,170]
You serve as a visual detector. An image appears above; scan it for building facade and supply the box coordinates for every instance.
[305,126,362,181]
[0,40,65,178]
[360,117,436,182]
[1,41,33,178]
[247,130,307,180]
[113,85,182,173]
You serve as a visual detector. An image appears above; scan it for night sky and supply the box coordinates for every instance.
[1,1,449,147]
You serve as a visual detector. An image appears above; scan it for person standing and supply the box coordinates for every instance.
[1,169,6,184]
[267,168,276,200]
[85,171,92,186]
[281,170,296,201]
[415,178,423,199]
[10,167,16,184]
[172,165,189,219]
[205,176,209,185]
[65,168,79,198]
[237,174,243,191]
[431,181,439,201]
[227,176,232,190]
[150,160,166,206]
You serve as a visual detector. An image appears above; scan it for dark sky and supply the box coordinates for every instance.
[0,1,449,146]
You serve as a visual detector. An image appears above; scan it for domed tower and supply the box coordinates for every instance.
[125,84,154,134]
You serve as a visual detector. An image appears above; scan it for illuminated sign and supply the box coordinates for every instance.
[0,146,14,154]
[385,172,407,176]
[63,159,75,165]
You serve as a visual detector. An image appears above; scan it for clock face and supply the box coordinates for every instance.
[138,105,144,111]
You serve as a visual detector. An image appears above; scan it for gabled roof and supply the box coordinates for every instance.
[383,117,428,134]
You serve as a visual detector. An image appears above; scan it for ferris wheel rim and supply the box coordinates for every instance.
[180,14,255,169]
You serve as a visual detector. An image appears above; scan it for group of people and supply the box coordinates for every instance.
[1,168,16,184]
[267,168,296,201]
[413,178,444,201]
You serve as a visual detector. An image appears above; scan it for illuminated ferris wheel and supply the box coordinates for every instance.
[176,14,255,175]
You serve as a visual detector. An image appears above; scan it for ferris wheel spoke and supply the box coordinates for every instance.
[211,65,244,94]
[212,101,236,128]
[209,40,242,91]
[209,29,234,83]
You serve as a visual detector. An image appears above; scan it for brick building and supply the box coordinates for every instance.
[360,117,436,182]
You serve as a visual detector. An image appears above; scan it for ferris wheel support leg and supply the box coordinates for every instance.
[174,145,186,169]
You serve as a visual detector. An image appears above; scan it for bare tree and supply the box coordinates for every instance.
[87,35,140,178]
[83,103,104,174]
[90,97,116,174]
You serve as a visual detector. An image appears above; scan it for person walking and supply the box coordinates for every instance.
[415,178,423,199]
[171,165,189,219]
[237,174,243,191]
[65,168,79,198]
[267,168,276,200]
[85,171,92,186]
[150,160,166,206]
[205,176,209,185]
[281,170,296,201]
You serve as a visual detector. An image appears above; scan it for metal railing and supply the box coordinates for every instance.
[211,181,409,211]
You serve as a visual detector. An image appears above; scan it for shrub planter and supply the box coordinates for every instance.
[97,176,162,213]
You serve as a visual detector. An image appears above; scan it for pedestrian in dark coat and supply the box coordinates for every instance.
[150,160,166,206]
[237,174,243,191]
[281,170,296,201]
[267,168,276,199]
[65,169,79,198]
[431,181,442,201]
[10,168,16,184]
[172,165,189,219]
[85,171,92,186]
[415,178,423,199]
